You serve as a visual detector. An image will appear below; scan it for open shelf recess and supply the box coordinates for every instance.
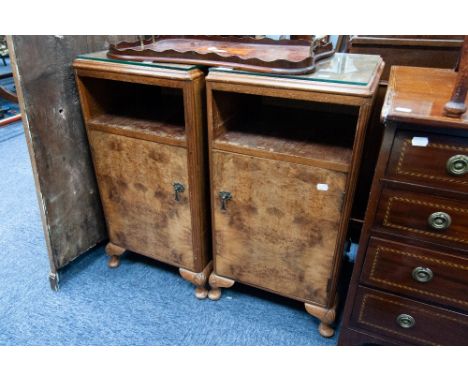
[211,91,359,172]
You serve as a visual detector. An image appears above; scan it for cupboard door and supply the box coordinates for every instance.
[212,150,347,305]
[89,129,194,269]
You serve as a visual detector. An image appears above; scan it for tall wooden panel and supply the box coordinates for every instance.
[8,35,137,289]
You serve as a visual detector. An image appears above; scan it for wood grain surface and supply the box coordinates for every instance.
[348,38,463,232]
[351,286,468,345]
[8,35,138,273]
[89,129,195,270]
[205,56,382,335]
[74,57,211,278]
[107,36,335,75]
[386,130,468,193]
[375,186,468,249]
[339,65,468,346]
[211,92,357,172]
[361,237,468,312]
[211,150,347,305]
[382,66,468,129]
[349,35,463,81]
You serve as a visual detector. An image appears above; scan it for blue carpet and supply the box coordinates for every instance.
[0,122,349,345]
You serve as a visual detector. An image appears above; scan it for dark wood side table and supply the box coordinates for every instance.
[339,66,468,345]
[74,52,212,298]
[205,53,383,337]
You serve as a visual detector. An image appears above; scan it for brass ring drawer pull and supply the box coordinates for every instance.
[396,313,415,329]
[446,154,468,176]
[428,211,451,230]
[412,266,433,283]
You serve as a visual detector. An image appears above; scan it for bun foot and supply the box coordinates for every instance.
[195,287,209,300]
[208,288,222,301]
[208,272,235,301]
[318,322,335,338]
[108,255,121,268]
[179,261,212,299]
[105,242,126,269]
[305,299,337,338]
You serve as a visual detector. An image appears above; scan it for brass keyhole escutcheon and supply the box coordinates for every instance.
[446,154,468,176]
[219,191,232,211]
[428,211,451,230]
[173,182,185,202]
[412,266,433,283]
[396,314,415,329]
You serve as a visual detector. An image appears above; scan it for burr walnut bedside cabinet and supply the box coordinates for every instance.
[73,52,212,298]
[205,53,384,337]
[338,66,468,345]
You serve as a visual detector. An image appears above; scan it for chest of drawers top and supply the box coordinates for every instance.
[382,66,468,129]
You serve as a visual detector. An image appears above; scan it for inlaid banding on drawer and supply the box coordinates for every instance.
[375,188,468,247]
[387,130,468,192]
[361,237,468,311]
[352,287,468,345]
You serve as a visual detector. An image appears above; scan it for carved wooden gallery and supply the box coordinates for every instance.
[8,35,468,345]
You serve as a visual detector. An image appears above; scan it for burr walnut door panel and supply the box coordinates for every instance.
[88,129,194,270]
[212,150,347,305]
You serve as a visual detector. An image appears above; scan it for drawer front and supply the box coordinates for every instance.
[351,287,468,345]
[387,130,468,192]
[375,187,468,249]
[211,150,347,305]
[361,237,468,311]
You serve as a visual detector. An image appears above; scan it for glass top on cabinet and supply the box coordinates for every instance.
[76,51,199,71]
[210,53,382,86]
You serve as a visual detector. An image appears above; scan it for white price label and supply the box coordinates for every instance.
[411,137,429,147]
[395,107,412,113]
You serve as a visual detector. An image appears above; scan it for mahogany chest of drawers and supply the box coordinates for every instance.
[73,52,212,298]
[339,66,468,345]
[205,53,383,337]
[347,35,465,242]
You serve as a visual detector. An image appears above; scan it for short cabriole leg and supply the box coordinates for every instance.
[105,242,126,268]
[179,261,213,299]
[208,272,235,301]
[305,301,337,338]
